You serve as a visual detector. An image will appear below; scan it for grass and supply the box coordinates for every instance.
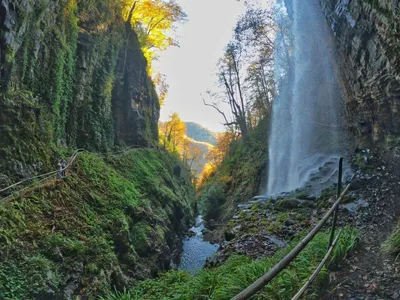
[106,227,359,300]
[382,220,400,257]
[0,149,195,299]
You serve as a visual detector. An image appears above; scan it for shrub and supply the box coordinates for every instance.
[383,220,400,256]
[200,184,226,221]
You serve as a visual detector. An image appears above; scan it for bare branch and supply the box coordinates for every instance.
[202,94,235,128]
[127,1,137,24]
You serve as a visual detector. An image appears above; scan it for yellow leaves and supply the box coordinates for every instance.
[206,131,236,167]
[66,0,78,14]
[197,163,215,187]
[198,131,236,185]
[154,73,169,107]
[123,0,185,66]
[159,113,186,153]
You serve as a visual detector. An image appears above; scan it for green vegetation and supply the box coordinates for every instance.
[199,117,269,223]
[1,0,187,184]
[382,220,400,256]
[0,149,195,299]
[105,227,358,300]
[386,135,400,149]
[0,0,126,184]
[199,184,225,221]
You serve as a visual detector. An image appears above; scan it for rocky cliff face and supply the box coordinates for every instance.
[321,0,400,148]
[0,0,159,182]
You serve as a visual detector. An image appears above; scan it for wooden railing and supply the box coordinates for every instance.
[232,158,354,300]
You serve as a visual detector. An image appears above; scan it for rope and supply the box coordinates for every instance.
[0,144,152,202]
[0,149,83,195]
[0,173,57,203]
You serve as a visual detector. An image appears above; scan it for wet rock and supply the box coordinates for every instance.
[173,165,181,177]
[343,199,369,215]
[224,225,241,241]
[275,198,300,210]
[207,219,219,230]
[63,263,83,300]
[111,267,132,292]
[322,0,400,146]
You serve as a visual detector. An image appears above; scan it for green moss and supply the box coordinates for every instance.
[295,190,311,199]
[131,222,153,254]
[0,149,195,299]
[1,0,161,184]
[386,135,400,148]
[275,199,300,211]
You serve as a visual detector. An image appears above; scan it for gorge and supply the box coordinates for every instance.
[1,0,400,299]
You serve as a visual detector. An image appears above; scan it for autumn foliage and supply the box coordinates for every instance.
[159,114,213,177]
[122,0,186,67]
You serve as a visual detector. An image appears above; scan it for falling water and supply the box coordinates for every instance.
[267,0,347,195]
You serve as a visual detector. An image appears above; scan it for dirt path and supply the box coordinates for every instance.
[325,152,400,299]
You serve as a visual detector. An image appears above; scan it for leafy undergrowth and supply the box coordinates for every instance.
[199,117,269,224]
[107,227,358,300]
[383,220,400,256]
[0,149,195,299]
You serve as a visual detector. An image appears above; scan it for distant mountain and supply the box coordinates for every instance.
[184,137,214,176]
[183,122,218,176]
[185,122,218,146]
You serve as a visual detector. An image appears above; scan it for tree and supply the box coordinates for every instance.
[159,113,186,153]
[206,131,236,168]
[181,139,203,172]
[154,73,169,107]
[122,1,185,111]
[246,54,274,127]
[203,6,275,139]
[123,0,186,66]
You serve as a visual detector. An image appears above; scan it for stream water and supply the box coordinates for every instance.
[178,216,219,275]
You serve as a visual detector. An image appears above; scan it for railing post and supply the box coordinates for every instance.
[328,157,343,249]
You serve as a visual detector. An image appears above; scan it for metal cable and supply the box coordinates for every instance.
[0,145,152,202]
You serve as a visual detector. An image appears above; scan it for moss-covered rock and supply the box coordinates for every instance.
[275,198,300,211]
[0,149,195,299]
[0,0,160,184]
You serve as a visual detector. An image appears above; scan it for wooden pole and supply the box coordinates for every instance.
[328,157,343,249]
[231,181,352,300]
[291,229,343,300]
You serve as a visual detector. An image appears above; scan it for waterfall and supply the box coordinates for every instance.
[267,0,346,195]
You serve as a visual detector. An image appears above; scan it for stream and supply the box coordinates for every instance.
[178,216,219,275]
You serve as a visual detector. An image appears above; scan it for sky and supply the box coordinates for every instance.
[154,0,247,132]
